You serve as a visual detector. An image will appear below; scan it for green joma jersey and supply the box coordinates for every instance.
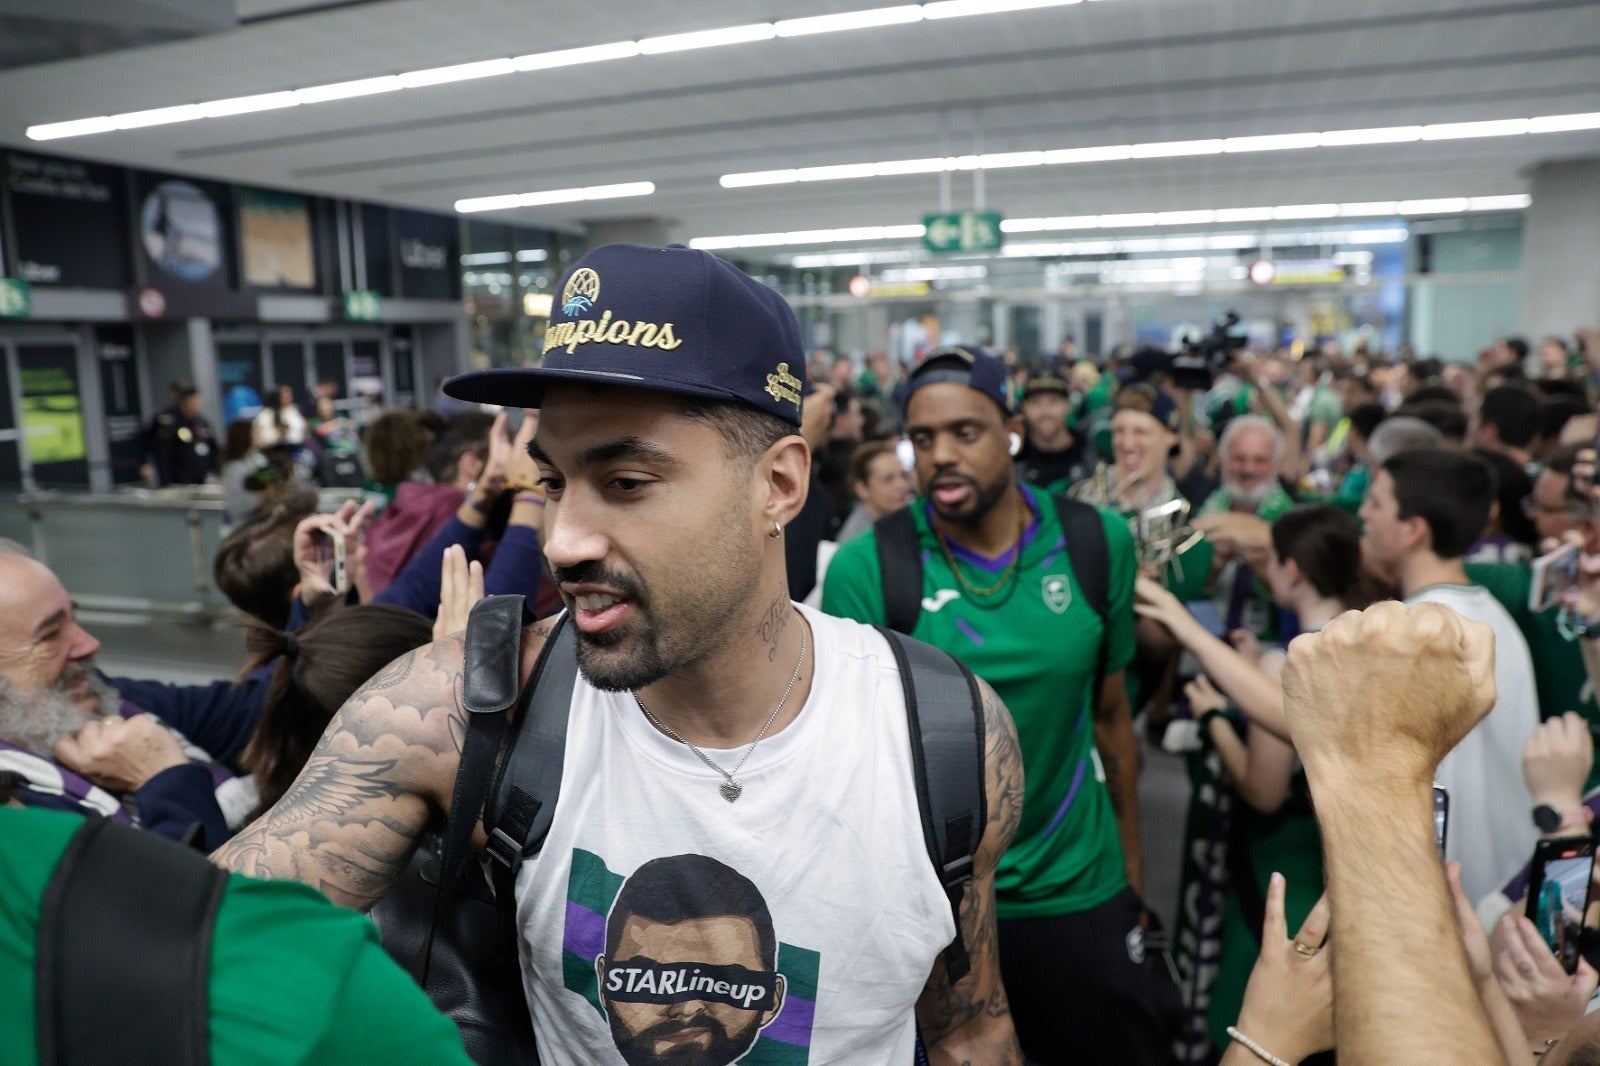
[821,486,1136,918]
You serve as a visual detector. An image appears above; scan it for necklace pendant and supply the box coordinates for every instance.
[719,779,743,803]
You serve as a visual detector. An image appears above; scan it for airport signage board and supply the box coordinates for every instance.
[923,211,1003,254]
[3,152,130,289]
[343,290,383,321]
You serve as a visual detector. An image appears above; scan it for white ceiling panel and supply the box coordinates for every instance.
[0,0,1592,251]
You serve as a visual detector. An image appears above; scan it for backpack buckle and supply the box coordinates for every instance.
[941,855,974,887]
[485,827,523,870]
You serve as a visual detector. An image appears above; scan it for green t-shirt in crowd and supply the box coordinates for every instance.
[0,806,474,1066]
[1330,464,1369,517]
[821,485,1136,919]
[1466,561,1600,791]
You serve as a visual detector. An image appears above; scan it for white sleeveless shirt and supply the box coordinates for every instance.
[513,605,955,1065]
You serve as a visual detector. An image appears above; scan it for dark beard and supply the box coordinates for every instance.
[0,661,117,759]
[928,473,1012,528]
[607,1010,759,1066]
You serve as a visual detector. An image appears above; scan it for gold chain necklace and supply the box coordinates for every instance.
[933,494,1029,599]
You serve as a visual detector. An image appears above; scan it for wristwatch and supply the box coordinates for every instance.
[1533,804,1565,832]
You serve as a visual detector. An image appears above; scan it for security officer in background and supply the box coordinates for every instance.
[143,383,217,486]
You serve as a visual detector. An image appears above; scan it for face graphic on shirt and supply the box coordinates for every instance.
[596,855,786,1065]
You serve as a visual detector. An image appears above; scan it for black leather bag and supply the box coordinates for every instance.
[371,596,539,1065]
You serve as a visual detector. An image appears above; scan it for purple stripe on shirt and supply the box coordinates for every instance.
[923,489,1043,574]
[763,995,817,1047]
[1040,534,1066,572]
[954,618,985,646]
[563,898,607,961]
[1042,758,1089,839]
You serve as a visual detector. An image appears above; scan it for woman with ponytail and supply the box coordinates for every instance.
[239,604,433,814]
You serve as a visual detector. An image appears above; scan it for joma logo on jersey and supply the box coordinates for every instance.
[921,589,960,613]
[1042,575,1071,614]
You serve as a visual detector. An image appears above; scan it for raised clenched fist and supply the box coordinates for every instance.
[1281,600,1497,792]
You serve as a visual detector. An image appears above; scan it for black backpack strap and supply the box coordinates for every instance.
[876,627,986,984]
[1052,495,1112,696]
[420,594,532,984]
[483,612,578,877]
[874,506,924,635]
[36,815,228,1066]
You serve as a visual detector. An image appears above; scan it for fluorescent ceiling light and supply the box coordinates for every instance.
[1466,194,1532,211]
[1129,139,1224,159]
[513,41,642,71]
[111,104,204,130]
[293,75,403,103]
[22,0,1093,141]
[1529,112,1600,134]
[1421,118,1530,140]
[25,116,118,140]
[1272,204,1339,220]
[198,91,300,118]
[775,6,924,36]
[1223,133,1322,153]
[1338,202,1398,217]
[693,194,1526,250]
[515,248,550,262]
[1317,126,1423,146]
[1398,198,1470,214]
[397,58,517,88]
[638,23,776,54]
[460,251,513,265]
[925,0,1081,17]
[716,110,1600,188]
[455,181,655,213]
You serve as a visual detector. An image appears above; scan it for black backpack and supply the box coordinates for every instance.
[872,494,1112,693]
[35,816,228,1066]
[386,596,987,1064]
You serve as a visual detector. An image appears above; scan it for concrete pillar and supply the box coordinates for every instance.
[1523,159,1600,343]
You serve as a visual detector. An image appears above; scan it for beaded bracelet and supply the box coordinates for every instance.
[1226,1026,1291,1066]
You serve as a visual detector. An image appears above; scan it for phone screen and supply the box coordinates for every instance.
[1526,836,1597,974]
[325,529,348,596]
[1530,543,1581,613]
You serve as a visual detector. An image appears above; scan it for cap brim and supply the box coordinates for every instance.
[442,365,777,416]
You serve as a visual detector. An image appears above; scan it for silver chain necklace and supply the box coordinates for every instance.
[634,624,807,803]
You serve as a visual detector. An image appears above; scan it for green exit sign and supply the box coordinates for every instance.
[0,277,31,318]
[343,290,383,321]
[922,211,1003,254]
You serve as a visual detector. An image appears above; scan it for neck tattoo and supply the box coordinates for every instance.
[634,623,808,803]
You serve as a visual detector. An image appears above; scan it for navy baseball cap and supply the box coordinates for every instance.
[903,345,1012,416]
[1022,374,1071,399]
[443,244,806,426]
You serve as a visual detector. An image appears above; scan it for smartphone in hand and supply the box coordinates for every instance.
[1530,542,1581,613]
[1526,835,1596,975]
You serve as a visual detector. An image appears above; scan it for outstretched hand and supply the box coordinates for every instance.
[1232,873,1334,1063]
[434,543,484,641]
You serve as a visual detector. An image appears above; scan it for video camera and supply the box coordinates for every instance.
[1169,311,1248,391]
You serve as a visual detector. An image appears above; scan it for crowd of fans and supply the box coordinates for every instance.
[10,248,1600,1065]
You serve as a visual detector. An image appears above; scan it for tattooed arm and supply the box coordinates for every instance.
[212,622,554,909]
[916,678,1025,1065]
[1093,668,1145,897]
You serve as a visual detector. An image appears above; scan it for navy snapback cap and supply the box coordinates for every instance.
[903,345,1012,416]
[443,244,806,426]
[1023,374,1071,399]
